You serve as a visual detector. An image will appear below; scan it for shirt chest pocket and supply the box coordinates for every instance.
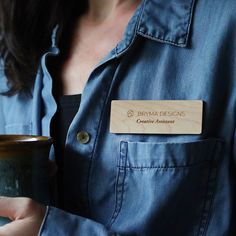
[110,139,223,236]
[4,123,32,135]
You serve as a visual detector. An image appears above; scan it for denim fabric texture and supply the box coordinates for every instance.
[0,0,236,235]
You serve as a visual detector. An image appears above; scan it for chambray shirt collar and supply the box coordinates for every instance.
[50,0,196,55]
[137,0,196,47]
[116,0,196,55]
[48,25,60,54]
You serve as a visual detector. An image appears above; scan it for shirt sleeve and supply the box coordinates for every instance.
[0,59,6,134]
[39,206,120,236]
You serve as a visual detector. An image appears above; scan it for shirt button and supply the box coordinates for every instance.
[77,131,90,144]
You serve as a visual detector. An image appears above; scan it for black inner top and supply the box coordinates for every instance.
[48,20,83,207]
[56,94,81,146]
[52,94,81,206]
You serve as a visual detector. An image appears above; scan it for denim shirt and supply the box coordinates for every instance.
[1,0,236,235]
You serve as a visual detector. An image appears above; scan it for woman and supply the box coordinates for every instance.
[0,0,236,235]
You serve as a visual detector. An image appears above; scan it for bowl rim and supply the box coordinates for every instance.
[0,135,53,147]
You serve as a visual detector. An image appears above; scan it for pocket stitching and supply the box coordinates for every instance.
[124,160,214,170]
[108,142,128,228]
[112,140,222,234]
[197,143,221,236]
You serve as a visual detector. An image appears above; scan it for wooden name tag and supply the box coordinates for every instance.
[110,100,203,134]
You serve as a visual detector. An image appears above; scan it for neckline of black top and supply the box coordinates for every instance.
[57,94,82,106]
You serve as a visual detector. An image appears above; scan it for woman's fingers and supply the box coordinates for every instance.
[0,197,46,236]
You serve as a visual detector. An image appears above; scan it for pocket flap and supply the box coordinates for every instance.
[120,139,223,168]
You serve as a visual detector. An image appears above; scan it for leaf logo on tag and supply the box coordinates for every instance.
[127,110,134,117]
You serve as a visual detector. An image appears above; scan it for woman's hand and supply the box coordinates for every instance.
[0,197,46,236]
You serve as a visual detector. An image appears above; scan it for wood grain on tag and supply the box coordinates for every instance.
[110,100,203,134]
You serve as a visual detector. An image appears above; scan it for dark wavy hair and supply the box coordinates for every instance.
[0,0,86,95]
